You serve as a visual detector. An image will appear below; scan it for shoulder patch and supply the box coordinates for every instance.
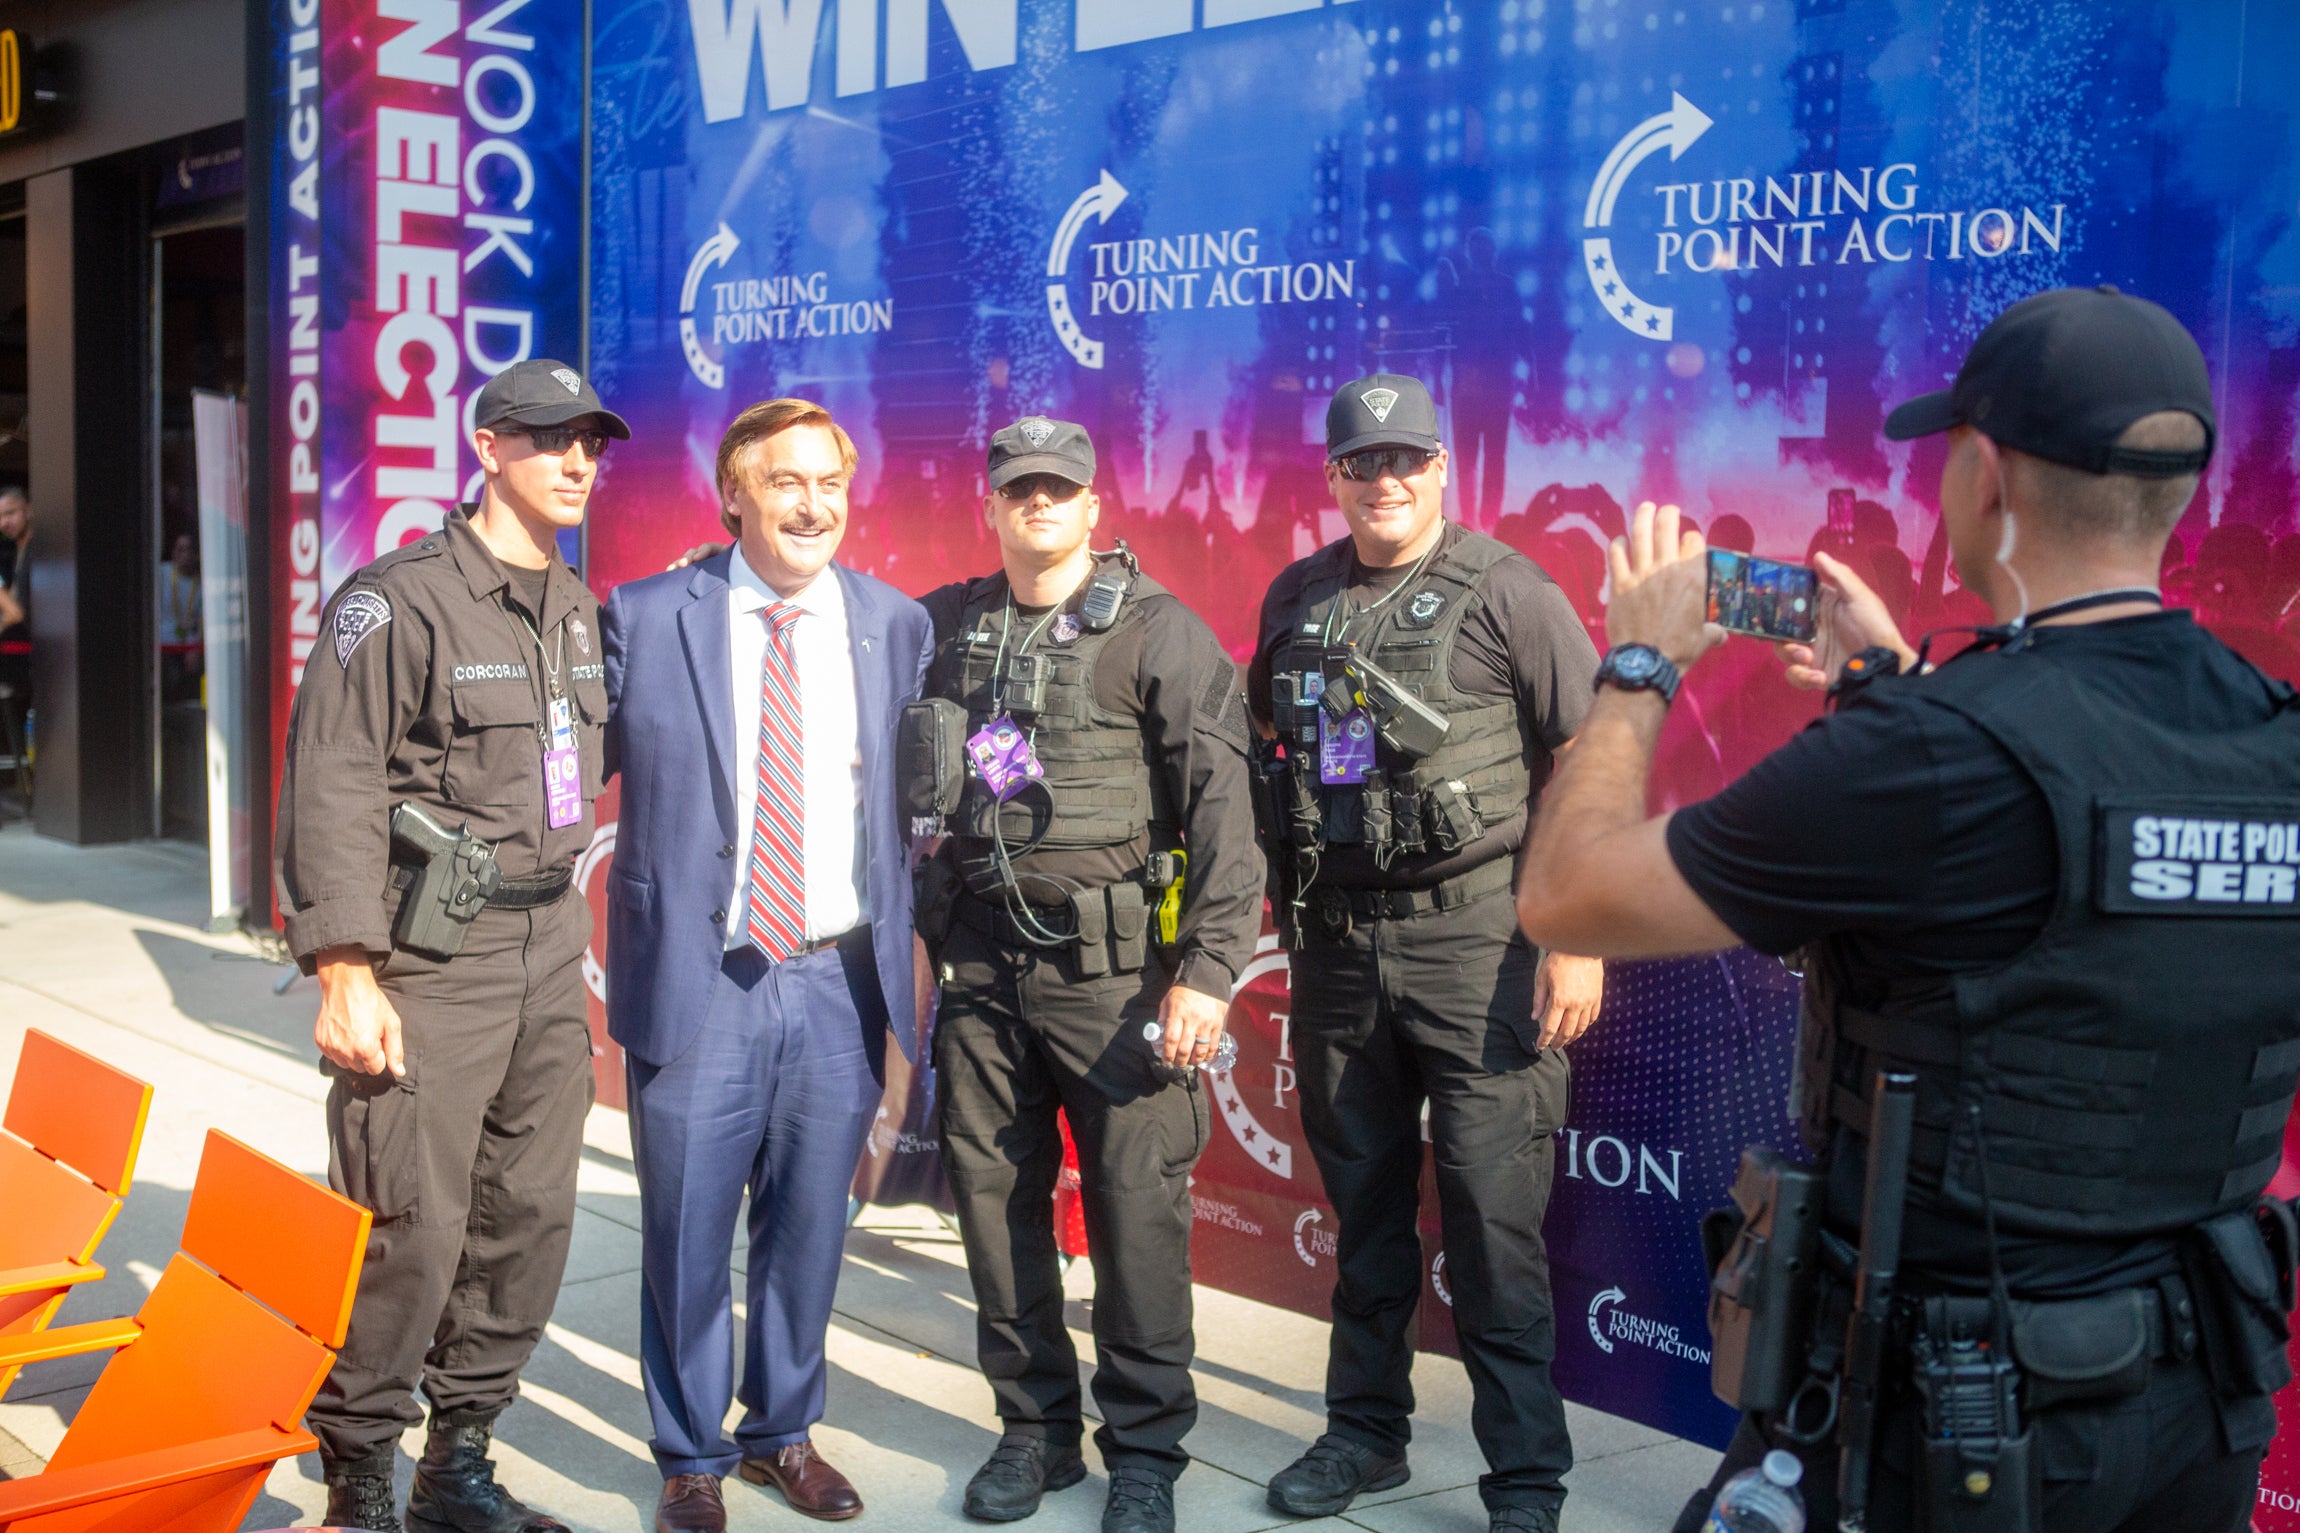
[335,590,393,667]
[1400,589,1447,628]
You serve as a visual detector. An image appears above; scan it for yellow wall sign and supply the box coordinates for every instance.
[0,32,22,136]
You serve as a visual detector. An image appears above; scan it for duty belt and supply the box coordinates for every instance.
[1303,855,1515,937]
[486,865,573,910]
[953,888,1116,947]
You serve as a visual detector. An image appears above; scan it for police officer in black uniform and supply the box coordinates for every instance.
[910,417,1263,1533]
[1517,288,2297,1533]
[276,359,627,1533]
[1248,375,1605,1533]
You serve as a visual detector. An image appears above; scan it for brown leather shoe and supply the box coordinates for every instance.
[738,1440,864,1521]
[655,1473,727,1533]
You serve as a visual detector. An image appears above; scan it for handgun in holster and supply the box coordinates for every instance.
[1333,646,1451,760]
[389,801,504,961]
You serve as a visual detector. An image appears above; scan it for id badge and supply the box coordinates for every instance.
[548,696,577,753]
[1319,708,1377,784]
[966,714,1045,802]
[543,745,583,828]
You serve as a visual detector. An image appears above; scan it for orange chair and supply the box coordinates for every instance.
[0,1130,371,1533]
[0,1029,153,1399]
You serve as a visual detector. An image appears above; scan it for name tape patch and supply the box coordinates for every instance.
[2098,798,2300,915]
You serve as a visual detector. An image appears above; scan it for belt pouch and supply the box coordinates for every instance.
[2007,1290,2151,1413]
[1425,777,1482,853]
[1362,770,1392,856]
[2186,1207,2295,1398]
[1919,1432,2039,1533]
[1070,889,1110,978]
[1108,883,1148,974]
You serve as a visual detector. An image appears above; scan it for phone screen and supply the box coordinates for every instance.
[1706,549,1820,642]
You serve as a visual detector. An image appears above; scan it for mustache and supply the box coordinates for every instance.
[777,516,838,533]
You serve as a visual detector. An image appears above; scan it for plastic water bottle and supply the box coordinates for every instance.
[1141,1021,1238,1082]
[1704,1449,1805,1533]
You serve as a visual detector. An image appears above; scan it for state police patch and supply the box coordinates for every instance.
[335,590,393,668]
[1401,590,1446,628]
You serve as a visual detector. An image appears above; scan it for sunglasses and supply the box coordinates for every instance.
[498,425,612,460]
[997,474,1085,503]
[1333,447,1435,483]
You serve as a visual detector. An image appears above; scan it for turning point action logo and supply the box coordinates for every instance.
[1582,92,2071,342]
[679,221,896,389]
[1587,1285,1710,1365]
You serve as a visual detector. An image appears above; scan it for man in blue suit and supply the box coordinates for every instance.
[601,398,931,1532]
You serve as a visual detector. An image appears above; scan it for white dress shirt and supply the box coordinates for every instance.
[724,546,868,949]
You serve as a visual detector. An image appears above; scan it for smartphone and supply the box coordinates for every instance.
[1706,549,1820,643]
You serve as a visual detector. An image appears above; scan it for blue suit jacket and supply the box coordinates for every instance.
[600,553,931,1068]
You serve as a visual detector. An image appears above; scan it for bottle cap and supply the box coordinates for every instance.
[1760,1449,1803,1488]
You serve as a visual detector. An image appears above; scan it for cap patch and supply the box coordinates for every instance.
[1019,417,1056,448]
[1362,387,1400,424]
[552,367,582,395]
[334,590,393,668]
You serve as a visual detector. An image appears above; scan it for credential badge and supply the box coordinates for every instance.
[551,367,582,395]
[1019,417,1056,448]
[334,590,393,667]
[1362,387,1400,424]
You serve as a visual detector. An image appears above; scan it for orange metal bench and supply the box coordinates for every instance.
[0,1130,372,1533]
[0,1029,152,1399]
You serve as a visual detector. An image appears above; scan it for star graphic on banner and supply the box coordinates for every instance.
[1593,252,1609,271]
[1268,1147,1283,1166]
[1604,280,1619,296]
[1619,300,1636,318]
[1244,1125,1259,1143]
[1646,315,1662,332]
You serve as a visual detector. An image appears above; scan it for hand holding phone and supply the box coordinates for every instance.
[1706,549,1820,643]
[1776,550,1919,691]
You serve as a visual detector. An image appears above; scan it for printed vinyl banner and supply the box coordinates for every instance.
[267,0,584,911]
[561,0,2300,1484]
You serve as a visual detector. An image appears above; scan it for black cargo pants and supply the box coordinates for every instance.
[1291,882,1574,1515]
[310,896,596,1469]
[933,904,1212,1478]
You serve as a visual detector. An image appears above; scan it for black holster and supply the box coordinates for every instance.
[913,851,962,965]
[1705,1147,1823,1414]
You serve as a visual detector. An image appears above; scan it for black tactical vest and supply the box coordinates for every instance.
[1802,636,2300,1239]
[1266,531,1530,867]
[936,557,1162,865]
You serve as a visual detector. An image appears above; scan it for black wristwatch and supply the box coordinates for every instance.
[1593,643,1682,705]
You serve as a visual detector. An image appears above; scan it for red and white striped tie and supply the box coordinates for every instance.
[745,602,807,960]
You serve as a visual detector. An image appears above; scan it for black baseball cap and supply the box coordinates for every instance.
[987,416,1095,491]
[1883,286,2212,477]
[1327,373,1441,459]
[473,358,632,439]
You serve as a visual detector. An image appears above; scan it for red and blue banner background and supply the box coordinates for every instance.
[275,0,2300,1512]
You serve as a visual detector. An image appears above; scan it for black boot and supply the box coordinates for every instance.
[322,1448,400,1532]
[405,1410,572,1533]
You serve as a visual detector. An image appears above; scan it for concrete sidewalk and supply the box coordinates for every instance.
[0,822,1717,1531]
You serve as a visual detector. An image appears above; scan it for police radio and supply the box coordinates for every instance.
[1081,542,1140,632]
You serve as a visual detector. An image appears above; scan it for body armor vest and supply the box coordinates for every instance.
[938,557,1163,863]
[1267,531,1530,866]
[1802,637,2300,1240]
